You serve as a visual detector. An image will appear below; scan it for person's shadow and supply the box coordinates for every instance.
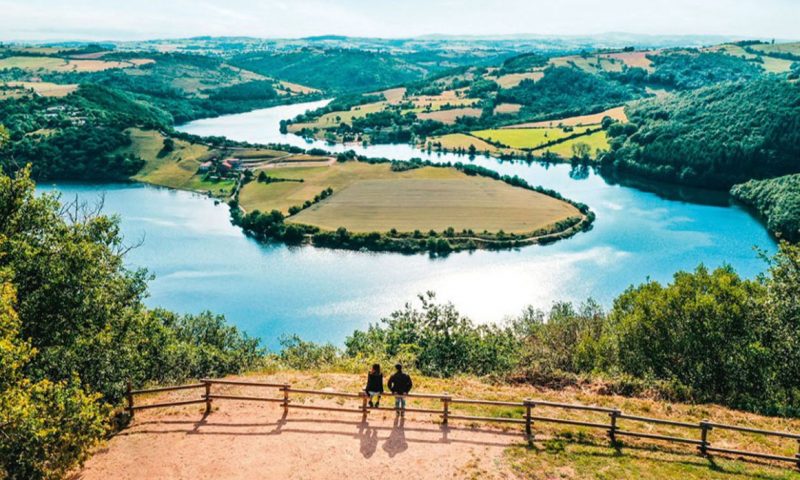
[382,415,408,457]
[358,420,378,458]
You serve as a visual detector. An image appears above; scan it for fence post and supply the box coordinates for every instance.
[360,391,368,418]
[203,380,211,414]
[524,399,534,440]
[126,380,134,419]
[795,439,800,470]
[442,393,451,426]
[608,409,620,446]
[282,383,290,415]
[699,420,711,456]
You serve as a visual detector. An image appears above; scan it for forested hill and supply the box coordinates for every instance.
[603,77,800,189]
[230,49,439,94]
[732,174,800,242]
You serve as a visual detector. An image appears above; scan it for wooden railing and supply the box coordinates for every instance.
[126,378,800,469]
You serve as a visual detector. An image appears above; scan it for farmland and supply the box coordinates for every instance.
[0,56,153,72]
[505,106,627,128]
[238,160,582,235]
[416,106,482,124]
[3,81,78,97]
[473,126,595,149]
[535,130,611,158]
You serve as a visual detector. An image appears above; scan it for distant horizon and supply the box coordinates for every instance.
[1,0,797,42]
[3,32,796,46]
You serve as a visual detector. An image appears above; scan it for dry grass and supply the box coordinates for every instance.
[417,107,483,124]
[0,56,152,72]
[426,133,499,153]
[377,87,407,104]
[277,80,320,95]
[494,71,544,88]
[289,176,579,234]
[504,106,628,129]
[4,81,78,97]
[494,103,522,115]
[549,51,655,73]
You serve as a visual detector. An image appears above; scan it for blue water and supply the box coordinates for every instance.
[38,101,777,349]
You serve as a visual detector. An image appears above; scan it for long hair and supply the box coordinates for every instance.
[371,363,381,375]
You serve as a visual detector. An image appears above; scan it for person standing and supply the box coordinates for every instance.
[365,364,384,408]
[388,364,413,414]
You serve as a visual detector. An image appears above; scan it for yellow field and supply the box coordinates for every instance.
[412,90,478,110]
[0,56,152,72]
[473,127,594,149]
[504,106,628,129]
[494,71,544,88]
[534,130,611,158]
[377,87,407,104]
[750,41,800,56]
[279,165,580,234]
[123,129,213,189]
[4,81,78,97]
[426,133,498,153]
[417,107,482,124]
[277,80,319,95]
[707,44,793,73]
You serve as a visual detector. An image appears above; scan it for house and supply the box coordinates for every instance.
[198,161,213,173]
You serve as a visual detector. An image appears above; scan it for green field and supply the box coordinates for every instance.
[472,127,594,149]
[534,130,611,158]
[122,128,219,190]
[239,161,580,234]
[426,133,499,153]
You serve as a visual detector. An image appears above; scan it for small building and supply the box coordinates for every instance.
[198,161,213,173]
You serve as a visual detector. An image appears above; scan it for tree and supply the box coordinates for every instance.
[571,142,591,160]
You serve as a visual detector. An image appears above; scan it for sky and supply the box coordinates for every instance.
[0,0,797,42]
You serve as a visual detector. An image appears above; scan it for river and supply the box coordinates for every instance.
[38,100,777,349]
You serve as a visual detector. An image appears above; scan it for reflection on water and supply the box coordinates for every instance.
[39,101,777,349]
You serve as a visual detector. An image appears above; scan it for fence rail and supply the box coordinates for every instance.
[125,378,800,470]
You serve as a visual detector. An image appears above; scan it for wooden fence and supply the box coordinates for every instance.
[126,378,800,469]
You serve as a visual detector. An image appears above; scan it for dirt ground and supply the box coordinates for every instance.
[77,398,520,480]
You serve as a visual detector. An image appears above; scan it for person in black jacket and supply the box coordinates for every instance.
[387,364,413,413]
[364,364,384,408]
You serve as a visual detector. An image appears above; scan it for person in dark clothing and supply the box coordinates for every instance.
[387,364,413,413]
[365,363,384,408]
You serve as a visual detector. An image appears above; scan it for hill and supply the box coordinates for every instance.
[230,48,437,94]
[603,77,800,188]
[732,174,800,242]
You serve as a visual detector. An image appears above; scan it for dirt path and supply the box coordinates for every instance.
[78,398,520,480]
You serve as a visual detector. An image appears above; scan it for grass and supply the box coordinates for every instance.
[549,51,655,73]
[494,103,522,115]
[472,127,594,149]
[239,161,580,233]
[504,106,627,129]
[534,130,611,158]
[122,128,216,191]
[494,71,544,88]
[0,56,150,72]
[3,81,78,97]
[289,175,580,234]
[426,133,499,153]
[417,107,482,124]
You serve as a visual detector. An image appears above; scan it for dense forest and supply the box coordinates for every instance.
[603,77,800,188]
[498,66,644,119]
[230,48,437,94]
[732,174,800,242]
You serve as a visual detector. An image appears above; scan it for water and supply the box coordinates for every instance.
[39,100,777,349]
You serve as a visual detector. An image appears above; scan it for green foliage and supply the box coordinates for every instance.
[231,48,435,94]
[207,80,278,101]
[278,335,340,370]
[496,52,548,74]
[345,292,519,377]
[605,77,800,188]
[0,278,109,480]
[497,66,643,119]
[731,174,800,242]
[647,51,763,90]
